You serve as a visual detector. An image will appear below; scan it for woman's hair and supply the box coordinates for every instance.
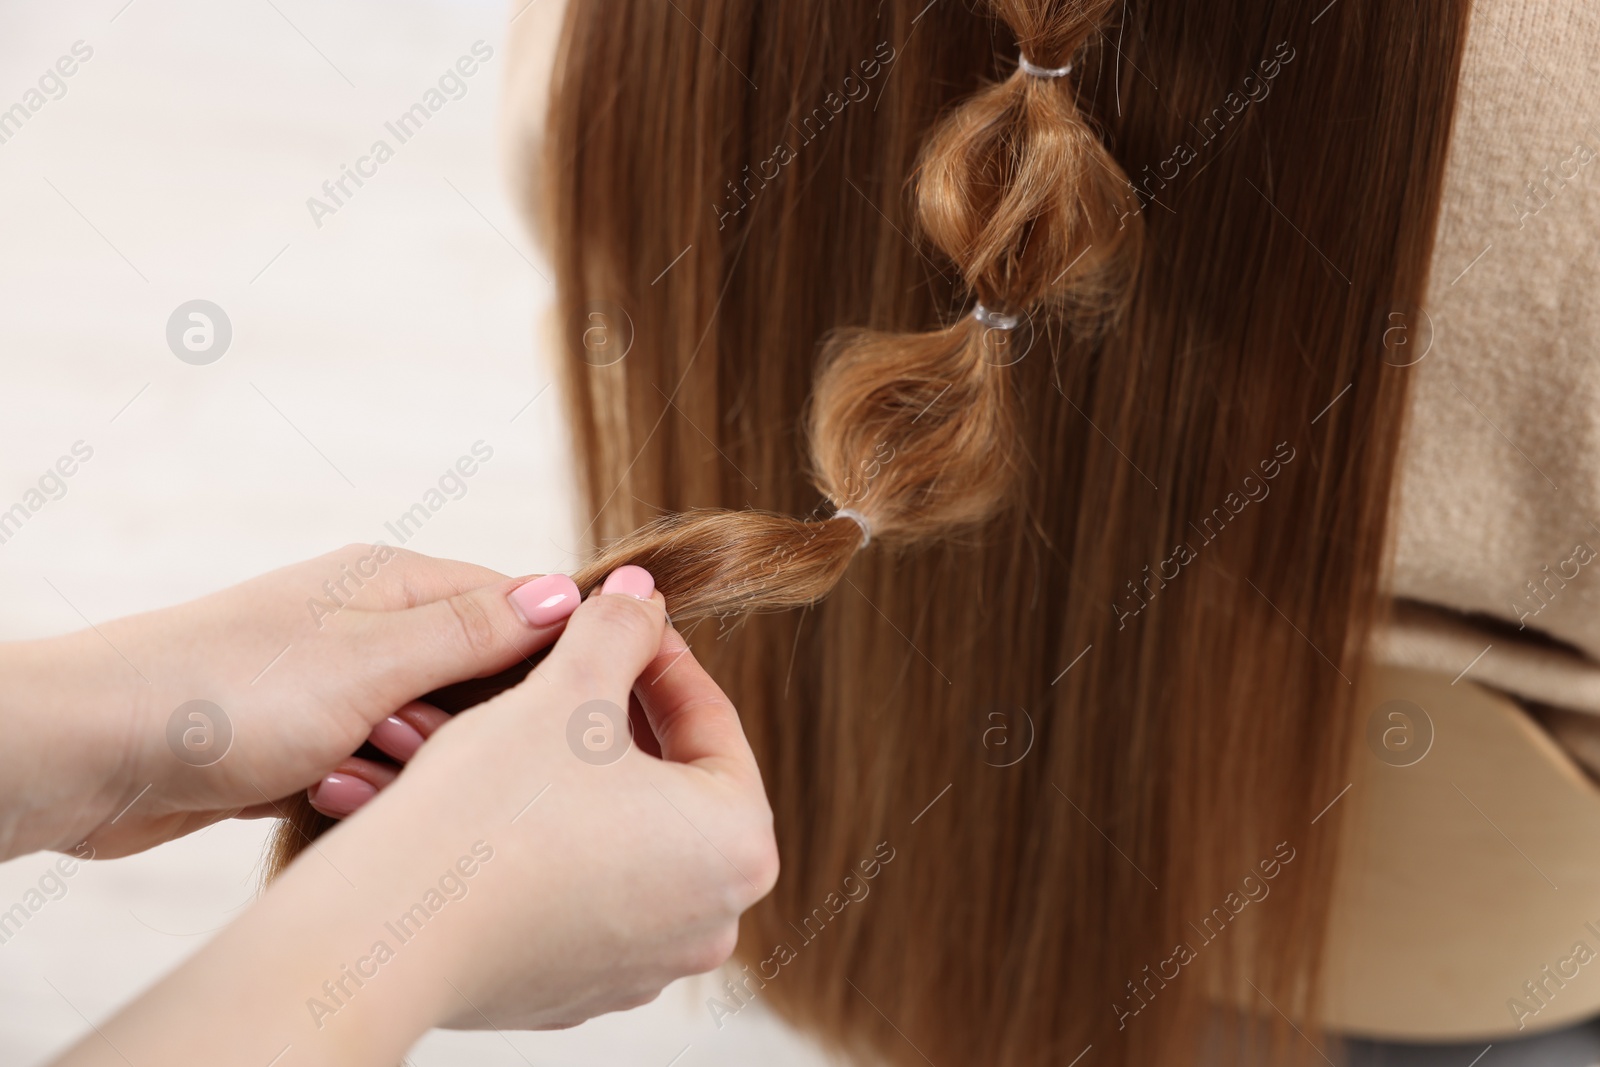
[271,0,1472,1061]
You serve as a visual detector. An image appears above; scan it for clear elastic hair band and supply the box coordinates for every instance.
[1018,54,1074,79]
[972,303,1022,331]
[835,507,873,548]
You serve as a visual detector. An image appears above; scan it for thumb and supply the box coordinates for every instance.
[540,566,668,706]
[346,572,582,699]
[634,627,761,783]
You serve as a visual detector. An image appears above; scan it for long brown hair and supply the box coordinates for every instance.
[272,0,1471,1061]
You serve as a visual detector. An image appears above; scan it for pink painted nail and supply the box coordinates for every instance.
[509,573,582,626]
[308,773,377,818]
[368,715,426,762]
[601,565,655,600]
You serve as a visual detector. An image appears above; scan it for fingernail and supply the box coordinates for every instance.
[308,773,377,818]
[601,564,655,600]
[369,715,426,762]
[509,573,582,626]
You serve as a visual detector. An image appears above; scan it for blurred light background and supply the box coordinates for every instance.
[0,1,822,1063]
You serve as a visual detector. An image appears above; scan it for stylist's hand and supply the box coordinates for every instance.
[0,544,582,860]
[310,566,779,1034]
[50,567,780,1067]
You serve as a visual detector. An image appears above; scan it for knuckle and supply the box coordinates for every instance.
[621,987,664,1012]
[548,653,610,699]
[681,924,740,976]
[732,822,781,902]
[578,594,660,649]
[323,541,378,576]
[750,838,781,900]
[381,548,431,607]
[321,542,412,607]
[444,592,501,659]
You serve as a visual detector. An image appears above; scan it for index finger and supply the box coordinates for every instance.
[306,544,512,612]
[634,627,761,784]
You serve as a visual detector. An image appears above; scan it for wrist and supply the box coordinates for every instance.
[50,847,457,1067]
[90,819,465,1065]
[0,631,146,858]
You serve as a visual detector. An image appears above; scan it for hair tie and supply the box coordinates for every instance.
[972,303,1022,331]
[835,507,873,548]
[1018,54,1073,79]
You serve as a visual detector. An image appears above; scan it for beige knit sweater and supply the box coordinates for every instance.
[1380,0,1600,712]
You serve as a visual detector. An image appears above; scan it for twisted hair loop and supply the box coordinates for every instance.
[572,0,1145,622]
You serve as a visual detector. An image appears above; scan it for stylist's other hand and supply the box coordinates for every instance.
[311,565,778,1033]
[52,568,779,1066]
[0,544,580,860]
